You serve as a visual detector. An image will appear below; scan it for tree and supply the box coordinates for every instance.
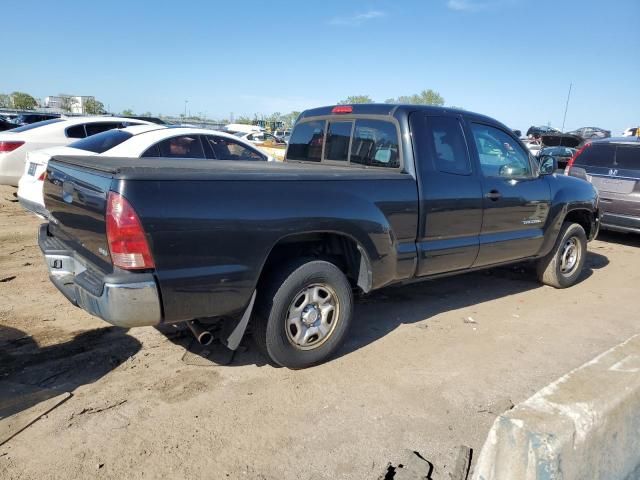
[141,111,152,117]
[337,95,374,105]
[0,94,10,108]
[282,111,300,128]
[83,98,105,115]
[10,92,38,110]
[385,89,444,106]
[121,108,135,116]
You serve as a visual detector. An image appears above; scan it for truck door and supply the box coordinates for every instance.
[410,113,483,276]
[466,122,551,266]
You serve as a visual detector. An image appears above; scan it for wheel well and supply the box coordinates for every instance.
[259,233,372,293]
[565,209,592,238]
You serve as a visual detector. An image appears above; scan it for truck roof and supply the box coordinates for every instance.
[297,103,496,124]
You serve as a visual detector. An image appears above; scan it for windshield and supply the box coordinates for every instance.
[8,118,65,133]
[68,129,134,153]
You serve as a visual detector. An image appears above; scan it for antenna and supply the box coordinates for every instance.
[561,82,572,133]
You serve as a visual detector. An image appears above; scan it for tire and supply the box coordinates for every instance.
[536,222,587,288]
[253,259,354,369]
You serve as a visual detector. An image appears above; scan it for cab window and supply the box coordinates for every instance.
[471,123,532,178]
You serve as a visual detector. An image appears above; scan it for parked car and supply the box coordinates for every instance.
[540,132,583,149]
[18,125,271,217]
[0,116,152,186]
[273,129,291,141]
[11,113,61,126]
[566,137,640,234]
[526,125,560,138]
[537,146,576,171]
[38,104,599,368]
[567,127,611,140]
[622,127,639,137]
[238,131,286,146]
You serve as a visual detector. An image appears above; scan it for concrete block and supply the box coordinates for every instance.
[473,334,640,480]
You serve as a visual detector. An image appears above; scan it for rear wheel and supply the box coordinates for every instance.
[537,222,587,288]
[253,259,353,369]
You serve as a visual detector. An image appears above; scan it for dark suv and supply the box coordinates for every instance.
[567,137,640,233]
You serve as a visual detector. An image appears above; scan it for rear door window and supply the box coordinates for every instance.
[427,117,471,175]
[350,119,400,168]
[574,144,615,167]
[615,146,640,170]
[146,135,206,158]
[324,121,353,162]
[287,120,326,162]
[202,135,265,160]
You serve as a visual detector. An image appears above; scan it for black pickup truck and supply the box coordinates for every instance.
[38,104,600,368]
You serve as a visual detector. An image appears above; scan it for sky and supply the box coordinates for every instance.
[2,0,639,134]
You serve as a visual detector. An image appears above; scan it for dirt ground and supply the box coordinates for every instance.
[1,183,639,480]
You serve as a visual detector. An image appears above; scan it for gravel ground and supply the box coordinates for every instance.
[1,184,638,479]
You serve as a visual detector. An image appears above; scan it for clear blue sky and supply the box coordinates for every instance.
[3,0,639,133]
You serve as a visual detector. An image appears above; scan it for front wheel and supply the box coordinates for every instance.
[536,222,587,288]
[253,259,354,369]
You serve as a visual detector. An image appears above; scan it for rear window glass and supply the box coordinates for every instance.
[325,121,352,161]
[574,144,614,167]
[615,146,640,170]
[350,119,400,168]
[428,117,470,175]
[287,120,325,162]
[85,122,121,137]
[68,129,133,154]
[9,118,64,132]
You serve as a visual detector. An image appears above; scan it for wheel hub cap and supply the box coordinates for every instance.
[560,237,580,275]
[285,284,339,350]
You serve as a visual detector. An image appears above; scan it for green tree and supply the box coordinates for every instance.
[121,108,135,116]
[141,111,152,117]
[0,94,10,108]
[11,92,38,110]
[385,89,444,106]
[83,98,105,115]
[282,111,300,128]
[337,95,374,105]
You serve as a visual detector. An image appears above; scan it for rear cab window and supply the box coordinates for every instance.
[287,117,400,168]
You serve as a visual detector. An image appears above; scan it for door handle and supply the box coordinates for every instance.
[485,190,502,201]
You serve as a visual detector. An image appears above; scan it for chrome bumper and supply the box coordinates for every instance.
[38,224,162,328]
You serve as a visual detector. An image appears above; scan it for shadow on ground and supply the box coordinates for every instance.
[0,325,141,419]
[596,230,640,248]
[158,251,609,368]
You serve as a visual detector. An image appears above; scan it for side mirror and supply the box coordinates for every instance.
[539,156,558,175]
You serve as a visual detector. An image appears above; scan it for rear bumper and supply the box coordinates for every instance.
[601,213,640,234]
[38,224,162,328]
[18,195,48,219]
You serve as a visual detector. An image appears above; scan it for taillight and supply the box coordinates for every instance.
[331,105,353,114]
[0,141,25,153]
[565,142,591,175]
[106,191,155,270]
[37,171,47,181]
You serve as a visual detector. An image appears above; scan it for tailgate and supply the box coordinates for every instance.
[44,159,114,272]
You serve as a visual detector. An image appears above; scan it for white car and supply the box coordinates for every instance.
[235,131,285,146]
[0,116,152,186]
[622,127,639,137]
[18,125,272,217]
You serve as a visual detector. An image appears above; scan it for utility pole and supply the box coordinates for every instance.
[184,99,188,118]
[561,82,572,132]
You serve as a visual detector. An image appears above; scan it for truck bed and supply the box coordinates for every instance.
[50,155,409,181]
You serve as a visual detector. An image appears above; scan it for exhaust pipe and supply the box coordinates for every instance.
[187,320,213,346]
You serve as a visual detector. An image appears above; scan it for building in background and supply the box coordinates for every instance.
[44,95,95,114]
